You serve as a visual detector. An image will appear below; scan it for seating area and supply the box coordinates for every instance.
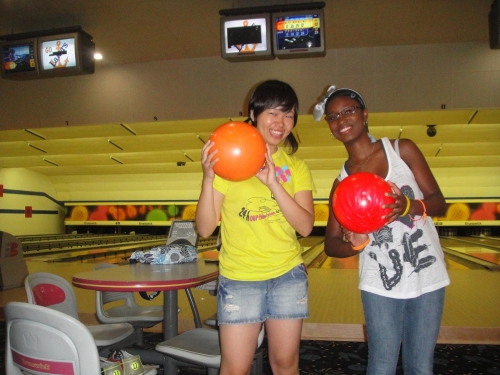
[2,221,264,375]
[93,262,165,346]
[24,271,137,352]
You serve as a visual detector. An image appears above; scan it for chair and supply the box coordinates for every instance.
[94,262,164,346]
[24,271,135,349]
[5,301,102,375]
[155,324,266,375]
[5,301,157,375]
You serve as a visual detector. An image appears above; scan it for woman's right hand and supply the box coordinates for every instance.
[342,226,369,249]
[201,140,218,180]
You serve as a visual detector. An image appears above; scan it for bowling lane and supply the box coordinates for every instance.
[443,235,500,249]
[303,236,493,270]
[440,235,500,269]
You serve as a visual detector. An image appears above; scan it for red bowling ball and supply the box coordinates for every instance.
[333,172,395,234]
[208,121,266,182]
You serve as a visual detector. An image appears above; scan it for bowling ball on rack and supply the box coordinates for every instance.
[333,172,395,234]
[208,121,266,182]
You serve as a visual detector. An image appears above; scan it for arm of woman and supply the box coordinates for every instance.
[398,138,447,217]
[274,188,315,237]
[258,148,314,237]
[195,140,224,238]
[324,179,369,258]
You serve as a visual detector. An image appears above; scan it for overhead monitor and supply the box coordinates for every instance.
[272,9,326,59]
[220,13,274,62]
[0,38,39,80]
[38,31,95,77]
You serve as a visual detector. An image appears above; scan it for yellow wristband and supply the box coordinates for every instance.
[351,238,370,251]
[401,195,411,216]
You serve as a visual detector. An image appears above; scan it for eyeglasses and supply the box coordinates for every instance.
[325,106,362,123]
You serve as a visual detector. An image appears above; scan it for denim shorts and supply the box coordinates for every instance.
[217,264,309,324]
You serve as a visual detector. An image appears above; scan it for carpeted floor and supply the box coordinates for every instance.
[2,327,499,374]
[140,332,500,375]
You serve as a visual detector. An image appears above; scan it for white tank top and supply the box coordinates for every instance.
[339,137,450,299]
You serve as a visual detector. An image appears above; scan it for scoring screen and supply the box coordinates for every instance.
[40,37,77,70]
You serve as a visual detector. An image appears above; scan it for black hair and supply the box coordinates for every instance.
[247,80,299,154]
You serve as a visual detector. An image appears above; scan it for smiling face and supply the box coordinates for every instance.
[325,95,368,143]
[251,106,296,152]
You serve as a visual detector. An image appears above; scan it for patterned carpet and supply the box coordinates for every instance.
[2,326,499,374]
[142,333,500,375]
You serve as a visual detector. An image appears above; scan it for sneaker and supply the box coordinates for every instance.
[107,350,146,375]
[100,359,124,375]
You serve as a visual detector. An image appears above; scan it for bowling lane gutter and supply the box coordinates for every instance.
[441,246,500,271]
[302,238,329,268]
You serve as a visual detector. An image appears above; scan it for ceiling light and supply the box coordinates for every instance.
[94,53,103,60]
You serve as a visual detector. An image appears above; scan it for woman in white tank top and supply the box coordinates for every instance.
[314,86,450,375]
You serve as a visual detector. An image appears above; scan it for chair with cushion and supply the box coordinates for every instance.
[5,301,157,375]
[155,324,265,375]
[93,262,164,346]
[5,301,102,375]
[24,271,135,350]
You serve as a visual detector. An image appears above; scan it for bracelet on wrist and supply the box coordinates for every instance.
[351,238,370,251]
[401,195,411,216]
[409,199,427,224]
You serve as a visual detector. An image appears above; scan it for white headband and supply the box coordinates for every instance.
[312,85,367,122]
[312,85,337,122]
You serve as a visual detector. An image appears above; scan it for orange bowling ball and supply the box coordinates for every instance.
[208,121,266,182]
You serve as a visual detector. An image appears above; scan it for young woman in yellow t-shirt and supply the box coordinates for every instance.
[196,80,315,375]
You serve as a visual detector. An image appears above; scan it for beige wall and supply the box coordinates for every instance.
[0,168,65,235]
[1,41,499,235]
[1,42,499,130]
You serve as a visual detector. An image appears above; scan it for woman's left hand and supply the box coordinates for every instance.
[255,146,278,188]
[383,181,408,223]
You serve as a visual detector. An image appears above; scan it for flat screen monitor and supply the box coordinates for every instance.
[38,31,95,77]
[167,220,198,247]
[272,9,326,59]
[0,38,39,80]
[221,13,274,62]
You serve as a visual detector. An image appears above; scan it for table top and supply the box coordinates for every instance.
[72,260,219,292]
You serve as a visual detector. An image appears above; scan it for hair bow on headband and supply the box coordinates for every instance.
[312,85,336,122]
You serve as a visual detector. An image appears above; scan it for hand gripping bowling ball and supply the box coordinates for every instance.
[208,121,266,182]
[333,172,395,234]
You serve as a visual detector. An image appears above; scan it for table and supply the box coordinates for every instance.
[72,260,219,373]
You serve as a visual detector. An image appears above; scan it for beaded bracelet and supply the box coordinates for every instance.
[351,238,370,251]
[401,195,411,216]
[409,199,427,224]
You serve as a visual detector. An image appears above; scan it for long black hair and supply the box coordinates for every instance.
[247,80,299,154]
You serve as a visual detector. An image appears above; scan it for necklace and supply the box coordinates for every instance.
[348,142,376,170]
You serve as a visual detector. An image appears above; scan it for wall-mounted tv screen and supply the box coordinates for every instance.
[272,9,325,59]
[38,31,95,77]
[221,13,274,62]
[0,38,39,80]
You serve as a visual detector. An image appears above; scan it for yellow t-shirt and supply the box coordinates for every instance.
[213,148,316,281]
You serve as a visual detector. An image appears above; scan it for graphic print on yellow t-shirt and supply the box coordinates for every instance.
[238,196,285,223]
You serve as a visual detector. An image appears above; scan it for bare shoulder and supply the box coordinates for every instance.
[392,138,421,156]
